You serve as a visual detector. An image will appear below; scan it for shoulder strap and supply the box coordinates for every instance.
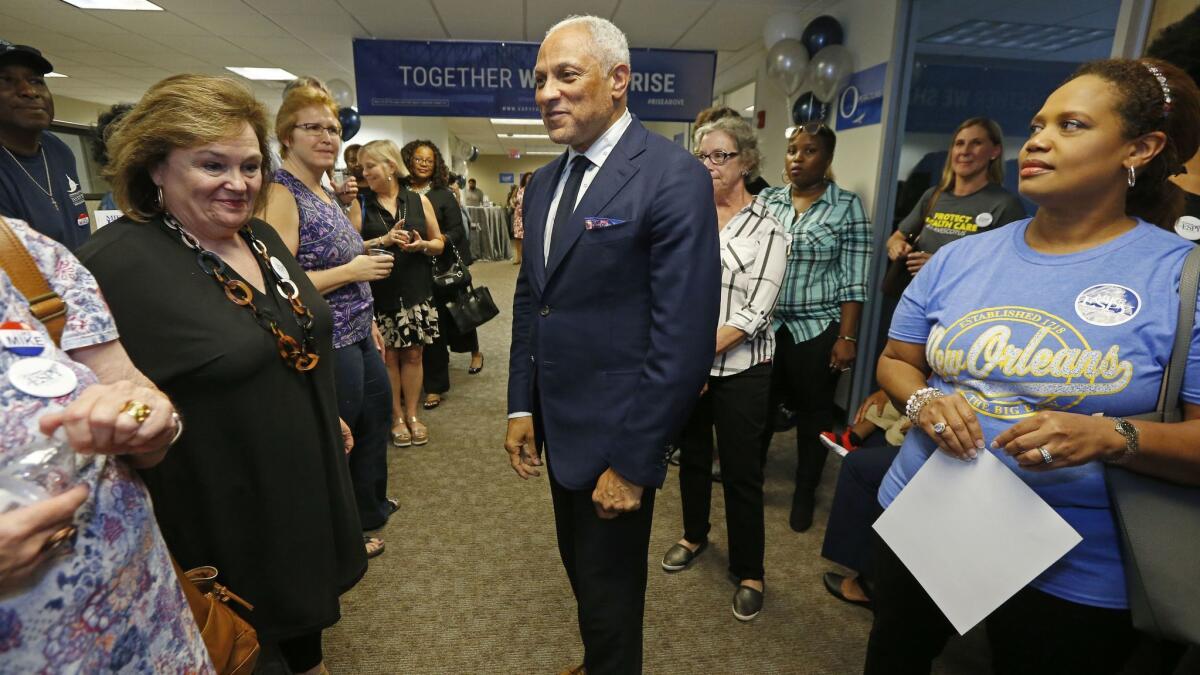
[1154,244,1200,422]
[0,215,66,347]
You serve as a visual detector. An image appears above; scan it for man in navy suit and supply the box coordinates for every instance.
[504,15,719,675]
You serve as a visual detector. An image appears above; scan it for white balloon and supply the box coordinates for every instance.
[766,39,809,97]
[807,44,854,102]
[762,11,806,50]
[327,78,355,108]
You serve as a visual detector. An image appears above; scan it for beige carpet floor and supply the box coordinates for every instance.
[320,259,988,674]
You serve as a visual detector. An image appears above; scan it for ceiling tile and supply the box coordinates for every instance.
[102,12,211,37]
[525,0,620,42]
[613,0,714,49]
[182,12,286,37]
[437,0,522,40]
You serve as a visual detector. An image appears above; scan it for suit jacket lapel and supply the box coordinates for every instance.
[528,152,567,292]
[544,120,648,282]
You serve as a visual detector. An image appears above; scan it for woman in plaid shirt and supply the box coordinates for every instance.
[757,123,873,533]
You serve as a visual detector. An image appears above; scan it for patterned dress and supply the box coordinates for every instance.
[275,169,373,348]
[0,218,211,674]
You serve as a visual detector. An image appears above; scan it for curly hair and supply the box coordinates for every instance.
[400,139,449,190]
[1070,58,1200,229]
[1145,7,1200,88]
[92,102,134,167]
[694,115,763,180]
[104,74,272,221]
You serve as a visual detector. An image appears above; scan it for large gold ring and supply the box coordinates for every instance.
[120,400,152,424]
[40,525,77,554]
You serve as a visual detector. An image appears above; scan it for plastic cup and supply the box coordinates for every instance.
[0,430,75,513]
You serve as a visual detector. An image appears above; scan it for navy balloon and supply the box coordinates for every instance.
[791,92,828,124]
[338,107,360,142]
[801,15,844,57]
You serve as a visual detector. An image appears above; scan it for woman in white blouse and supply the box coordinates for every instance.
[659,116,789,622]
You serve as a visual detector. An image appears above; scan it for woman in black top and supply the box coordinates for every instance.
[358,140,444,446]
[402,139,484,410]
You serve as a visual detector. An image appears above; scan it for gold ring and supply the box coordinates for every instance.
[120,400,152,424]
[40,525,77,554]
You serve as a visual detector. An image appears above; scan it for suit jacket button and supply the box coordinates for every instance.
[539,306,551,317]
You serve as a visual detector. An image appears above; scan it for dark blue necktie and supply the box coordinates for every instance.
[548,155,592,261]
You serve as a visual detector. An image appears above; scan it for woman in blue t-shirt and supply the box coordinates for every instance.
[868,59,1200,674]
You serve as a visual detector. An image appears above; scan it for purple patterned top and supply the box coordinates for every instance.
[0,219,212,673]
[275,169,372,348]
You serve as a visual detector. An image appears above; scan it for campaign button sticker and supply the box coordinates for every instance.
[1074,284,1141,327]
[8,357,78,398]
[270,256,291,280]
[1175,215,1200,241]
[975,212,994,228]
[0,321,46,356]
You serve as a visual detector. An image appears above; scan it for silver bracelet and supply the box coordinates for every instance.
[905,387,944,425]
[167,412,184,447]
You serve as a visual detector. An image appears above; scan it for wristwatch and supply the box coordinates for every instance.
[1106,417,1139,465]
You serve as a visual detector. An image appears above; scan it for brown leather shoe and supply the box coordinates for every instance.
[556,665,586,675]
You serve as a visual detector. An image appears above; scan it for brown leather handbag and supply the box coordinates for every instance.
[170,557,260,674]
[0,215,260,674]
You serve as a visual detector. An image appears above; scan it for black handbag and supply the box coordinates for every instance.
[881,190,941,298]
[432,238,471,291]
[1107,244,1200,645]
[443,283,499,333]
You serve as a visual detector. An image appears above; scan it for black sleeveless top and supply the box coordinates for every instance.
[362,190,433,312]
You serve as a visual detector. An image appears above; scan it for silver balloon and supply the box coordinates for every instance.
[766,39,809,97]
[807,44,854,102]
[327,78,355,108]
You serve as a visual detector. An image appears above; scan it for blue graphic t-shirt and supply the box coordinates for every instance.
[880,218,1200,609]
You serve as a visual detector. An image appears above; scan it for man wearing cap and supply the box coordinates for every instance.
[0,41,90,250]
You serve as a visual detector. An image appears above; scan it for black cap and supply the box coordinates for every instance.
[0,39,53,74]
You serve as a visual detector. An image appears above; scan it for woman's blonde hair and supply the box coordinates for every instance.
[104,74,271,221]
[359,140,410,182]
[275,85,340,159]
[694,115,762,180]
[936,117,1005,193]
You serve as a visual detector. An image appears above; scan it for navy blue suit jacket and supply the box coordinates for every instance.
[507,116,720,490]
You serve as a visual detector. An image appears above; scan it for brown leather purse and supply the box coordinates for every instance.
[0,215,260,674]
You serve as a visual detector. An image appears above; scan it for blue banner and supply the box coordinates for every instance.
[353,39,716,122]
[836,62,887,131]
[905,56,1077,136]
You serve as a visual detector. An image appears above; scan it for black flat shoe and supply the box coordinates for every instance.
[789,492,815,532]
[661,540,707,572]
[822,572,873,610]
[468,354,485,374]
[732,584,764,621]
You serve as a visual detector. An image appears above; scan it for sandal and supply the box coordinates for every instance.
[391,423,411,447]
[408,417,429,445]
[364,536,385,559]
[423,394,442,410]
[386,497,399,516]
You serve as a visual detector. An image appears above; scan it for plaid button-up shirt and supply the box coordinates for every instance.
[758,182,872,343]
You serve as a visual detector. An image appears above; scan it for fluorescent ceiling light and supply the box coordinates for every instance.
[920,20,1111,52]
[46,72,68,78]
[490,118,543,125]
[502,133,550,139]
[226,67,298,81]
[60,0,163,9]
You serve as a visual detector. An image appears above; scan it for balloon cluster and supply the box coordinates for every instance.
[763,14,855,124]
[327,78,361,141]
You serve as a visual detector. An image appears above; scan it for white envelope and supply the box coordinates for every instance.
[873,449,1082,634]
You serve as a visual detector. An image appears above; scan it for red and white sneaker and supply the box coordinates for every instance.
[818,429,860,457]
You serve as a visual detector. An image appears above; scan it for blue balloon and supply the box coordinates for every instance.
[792,92,829,124]
[338,107,361,142]
[801,15,844,57]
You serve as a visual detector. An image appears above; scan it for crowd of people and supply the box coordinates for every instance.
[1,7,1200,675]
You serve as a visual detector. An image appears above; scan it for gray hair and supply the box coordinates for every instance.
[545,15,630,74]
[695,115,762,180]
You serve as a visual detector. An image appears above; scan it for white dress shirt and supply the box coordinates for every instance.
[543,109,633,263]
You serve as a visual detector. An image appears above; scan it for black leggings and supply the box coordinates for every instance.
[277,631,323,673]
[865,532,1137,675]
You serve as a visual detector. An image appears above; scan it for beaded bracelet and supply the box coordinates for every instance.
[905,387,944,425]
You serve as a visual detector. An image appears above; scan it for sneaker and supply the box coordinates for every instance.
[818,429,859,457]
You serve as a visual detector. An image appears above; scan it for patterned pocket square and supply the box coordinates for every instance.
[584,217,627,230]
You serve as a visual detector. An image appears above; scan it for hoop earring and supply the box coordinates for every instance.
[156,185,164,209]
[1127,165,1137,188]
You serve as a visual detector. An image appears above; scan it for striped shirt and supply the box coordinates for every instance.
[712,199,790,376]
[758,182,872,343]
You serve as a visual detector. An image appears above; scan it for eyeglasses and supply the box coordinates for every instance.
[412,157,435,166]
[295,123,341,138]
[694,150,740,166]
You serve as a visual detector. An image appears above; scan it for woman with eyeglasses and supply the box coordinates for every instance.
[260,85,396,560]
[756,122,873,533]
[659,115,787,622]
